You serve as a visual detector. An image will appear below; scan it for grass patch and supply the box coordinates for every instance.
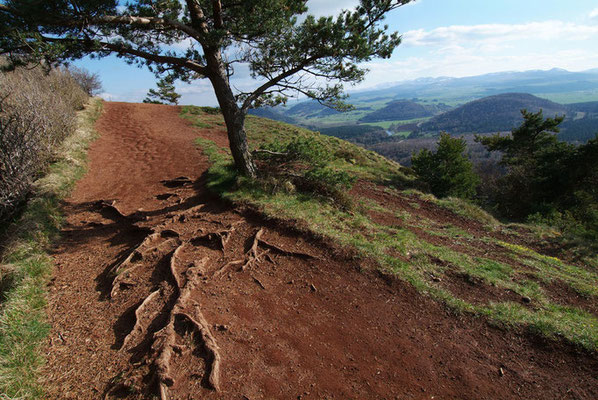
[0,98,103,399]
[436,197,499,228]
[184,106,598,352]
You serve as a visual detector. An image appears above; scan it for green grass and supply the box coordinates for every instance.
[0,98,103,399]
[538,91,598,105]
[435,197,500,228]
[182,106,598,352]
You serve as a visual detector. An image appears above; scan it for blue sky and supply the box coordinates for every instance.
[77,0,598,105]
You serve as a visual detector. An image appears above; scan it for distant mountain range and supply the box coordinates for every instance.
[252,69,598,128]
[347,68,598,105]
[249,68,598,142]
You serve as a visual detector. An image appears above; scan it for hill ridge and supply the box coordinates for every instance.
[43,102,598,399]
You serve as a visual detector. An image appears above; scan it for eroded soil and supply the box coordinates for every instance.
[44,102,598,399]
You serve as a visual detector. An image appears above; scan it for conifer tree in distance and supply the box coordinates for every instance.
[143,76,181,105]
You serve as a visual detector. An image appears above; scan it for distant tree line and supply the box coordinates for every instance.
[410,110,598,245]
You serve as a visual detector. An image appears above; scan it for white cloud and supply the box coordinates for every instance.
[99,92,117,101]
[306,0,419,17]
[360,48,598,87]
[402,21,598,48]
[306,0,359,17]
[590,8,598,19]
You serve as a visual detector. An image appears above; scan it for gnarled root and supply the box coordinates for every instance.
[121,289,161,350]
[110,233,180,298]
[240,228,264,271]
[239,228,317,272]
[152,249,220,397]
[176,310,221,391]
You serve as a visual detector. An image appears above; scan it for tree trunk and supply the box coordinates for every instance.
[205,50,257,178]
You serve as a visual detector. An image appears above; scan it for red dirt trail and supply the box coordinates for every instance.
[44,102,598,400]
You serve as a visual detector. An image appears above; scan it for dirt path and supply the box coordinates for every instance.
[44,102,598,400]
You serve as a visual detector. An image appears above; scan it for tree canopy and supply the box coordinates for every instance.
[0,0,414,176]
[411,132,480,199]
[143,75,181,105]
[476,110,572,218]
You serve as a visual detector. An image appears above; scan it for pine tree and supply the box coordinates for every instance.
[412,133,480,199]
[0,0,414,177]
[143,76,181,105]
[476,109,572,218]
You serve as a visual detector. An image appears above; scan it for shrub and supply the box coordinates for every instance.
[67,66,103,96]
[200,106,221,115]
[255,136,356,205]
[0,65,88,221]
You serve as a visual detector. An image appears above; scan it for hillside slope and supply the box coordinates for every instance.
[43,103,598,400]
[358,99,433,122]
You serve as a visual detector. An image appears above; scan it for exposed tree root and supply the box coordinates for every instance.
[238,228,317,272]
[240,228,264,271]
[110,233,180,298]
[176,310,221,391]
[167,204,206,224]
[121,289,161,350]
[152,250,220,398]
[257,237,319,260]
[98,198,320,397]
[213,260,244,278]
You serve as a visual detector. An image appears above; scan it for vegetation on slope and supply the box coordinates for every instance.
[418,93,568,135]
[358,99,432,122]
[182,106,598,352]
[0,98,103,399]
[0,65,89,221]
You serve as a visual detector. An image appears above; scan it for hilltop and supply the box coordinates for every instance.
[10,102,595,399]
[358,99,451,123]
[417,93,568,135]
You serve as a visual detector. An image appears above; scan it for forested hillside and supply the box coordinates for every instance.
[417,93,568,134]
[358,99,433,122]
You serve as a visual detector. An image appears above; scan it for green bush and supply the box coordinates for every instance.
[304,167,355,190]
[200,106,221,115]
[262,136,332,166]
[255,136,355,205]
[411,132,480,199]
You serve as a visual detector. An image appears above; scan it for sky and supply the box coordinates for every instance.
[75,0,598,105]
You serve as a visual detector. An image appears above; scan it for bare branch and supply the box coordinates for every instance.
[241,58,315,111]
[42,37,207,75]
